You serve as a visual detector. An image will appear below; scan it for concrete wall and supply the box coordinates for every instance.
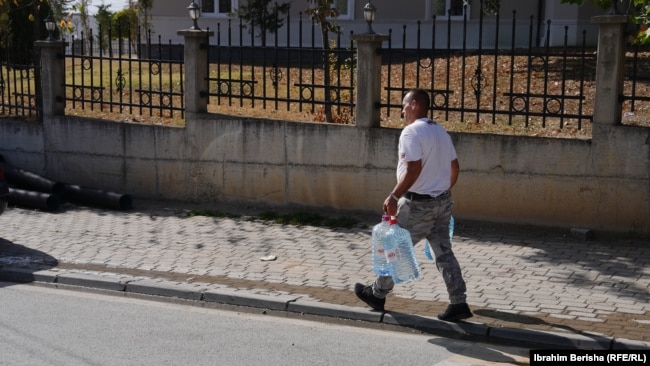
[1,14,647,235]
[1,113,648,234]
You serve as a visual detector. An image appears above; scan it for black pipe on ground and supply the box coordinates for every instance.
[8,188,61,212]
[0,155,133,211]
[63,184,133,211]
[0,158,65,196]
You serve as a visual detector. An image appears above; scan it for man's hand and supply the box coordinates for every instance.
[383,159,420,217]
[383,195,398,216]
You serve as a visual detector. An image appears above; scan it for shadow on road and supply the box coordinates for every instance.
[473,308,578,333]
[385,310,528,364]
[427,337,529,365]
[0,237,58,288]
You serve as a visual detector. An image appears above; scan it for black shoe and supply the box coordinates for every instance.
[438,303,473,322]
[354,283,385,311]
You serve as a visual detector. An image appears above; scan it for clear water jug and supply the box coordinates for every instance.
[383,218,421,284]
[425,215,454,260]
[371,215,391,276]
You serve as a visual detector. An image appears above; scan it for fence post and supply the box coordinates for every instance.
[177,29,214,114]
[591,15,628,126]
[35,40,67,118]
[352,33,389,128]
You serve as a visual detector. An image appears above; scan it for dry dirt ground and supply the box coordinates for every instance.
[60,51,650,139]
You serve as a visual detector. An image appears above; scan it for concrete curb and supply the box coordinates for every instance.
[1,266,649,351]
[126,278,206,301]
[288,298,383,322]
[203,288,296,311]
[383,311,489,341]
[57,272,134,292]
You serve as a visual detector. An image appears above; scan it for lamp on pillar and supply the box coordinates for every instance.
[45,13,57,41]
[363,1,376,34]
[188,1,201,30]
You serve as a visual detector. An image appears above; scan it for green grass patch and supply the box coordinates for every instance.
[322,216,359,229]
[259,210,357,229]
[187,209,241,219]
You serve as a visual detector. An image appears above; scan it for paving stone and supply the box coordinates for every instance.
[0,200,648,348]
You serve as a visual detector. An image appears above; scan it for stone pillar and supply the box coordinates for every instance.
[352,33,389,128]
[591,15,628,126]
[35,40,67,118]
[177,29,214,114]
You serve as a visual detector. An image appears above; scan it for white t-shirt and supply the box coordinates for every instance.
[397,118,457,196]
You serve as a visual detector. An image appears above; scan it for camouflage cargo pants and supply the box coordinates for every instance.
[373,192,468,304]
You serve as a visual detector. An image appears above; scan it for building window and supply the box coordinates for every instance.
[334,0,353,19]
[432,0,467,17]
[308,0,353,20]
[202,0,236,16]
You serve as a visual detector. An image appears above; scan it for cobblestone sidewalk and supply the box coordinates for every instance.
[1,199,648,345]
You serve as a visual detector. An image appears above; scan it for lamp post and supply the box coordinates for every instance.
[45,13,57,41]
[363,1,376,34]
[353,2,387,128]
[188,1,201,30]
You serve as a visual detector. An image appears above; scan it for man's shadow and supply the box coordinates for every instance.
[0,237,58,287]
[426,337,529,365]
[385,310,528,364]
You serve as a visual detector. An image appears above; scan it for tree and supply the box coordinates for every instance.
[72,0,92,53]
[95,4,114,52]
[49,0,74,26]
[305,0,342,123]
[1,0,51,63]
[113,7,138,54]
[230,0,291,46]
[138,0,154,38]
[561,0,650,44]
[482,0,500,14]
[53,0,76,39]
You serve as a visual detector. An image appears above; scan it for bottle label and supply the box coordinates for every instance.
[385,247,400,263]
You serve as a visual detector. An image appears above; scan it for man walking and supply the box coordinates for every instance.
[354,88,472,322]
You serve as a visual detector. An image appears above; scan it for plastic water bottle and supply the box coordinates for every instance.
[383,218,421,284]
[425,215,454,260]
[371,215,391,276]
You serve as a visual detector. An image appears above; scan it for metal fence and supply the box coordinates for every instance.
[0,39,42,121]
[203,11,599,129]
[65,27,185,121]
[206,13,356,124]
[381,14,595,130]
[64,37,139,57]
[622,44,650,126]
[1,10,649,132]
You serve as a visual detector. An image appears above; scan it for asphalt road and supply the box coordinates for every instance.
[0,283,530,365]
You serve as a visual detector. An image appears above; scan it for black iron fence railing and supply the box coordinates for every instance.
[65,26,185,120]
[1,8,648,132]
[621,44,650,126]
[206,13,356,124]
[381,13,596,131]
[0,39,41,121]
[64,37,139,57]
[202,9,605,129]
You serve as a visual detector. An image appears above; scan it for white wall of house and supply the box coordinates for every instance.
[148,0,603,48]
[61,14,98,43]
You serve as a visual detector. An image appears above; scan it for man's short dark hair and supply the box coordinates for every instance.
[407,88,431,109]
